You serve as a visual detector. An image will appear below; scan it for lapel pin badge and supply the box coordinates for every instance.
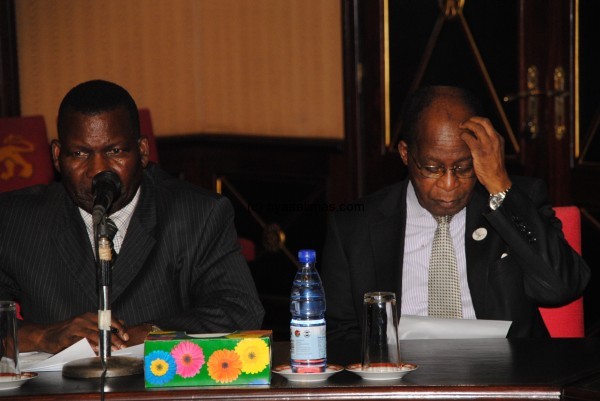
[472,227,487,241]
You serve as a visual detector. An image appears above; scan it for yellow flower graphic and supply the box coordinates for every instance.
[207,349,242,383]
[150,360,166,376]
[234,338,270,374]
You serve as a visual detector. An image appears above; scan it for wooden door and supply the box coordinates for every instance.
[519,0,572,205]
[571,0,600,335]
[519,0,599,211]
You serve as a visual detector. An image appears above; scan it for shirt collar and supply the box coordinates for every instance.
[79,186,141,249]
[407,181,430,218]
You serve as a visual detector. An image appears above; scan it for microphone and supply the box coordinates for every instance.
[62,169,143,379]
[92,171,122,225]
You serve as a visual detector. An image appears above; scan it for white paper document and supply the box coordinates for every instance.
[20,338,145,372]
[399,315,512,339]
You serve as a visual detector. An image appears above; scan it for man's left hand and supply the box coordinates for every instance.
[117,323,155,347]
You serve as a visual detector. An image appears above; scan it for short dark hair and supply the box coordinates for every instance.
[57,79,140,140]
[401,85,483,150]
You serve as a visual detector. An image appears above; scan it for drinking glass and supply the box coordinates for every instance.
[0,301,20,376]
[361,292,401,371]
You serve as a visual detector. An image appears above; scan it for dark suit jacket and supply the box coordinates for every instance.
[321,176,590,340]
[0,164,264,332]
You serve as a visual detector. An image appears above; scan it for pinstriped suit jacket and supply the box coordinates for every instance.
[321,176,590,341]
[0,164,264,332]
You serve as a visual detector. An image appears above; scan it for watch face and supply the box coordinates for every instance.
[489,193,505,210]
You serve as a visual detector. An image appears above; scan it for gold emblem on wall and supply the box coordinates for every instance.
[0,134,35,180]
[439,0,465,18]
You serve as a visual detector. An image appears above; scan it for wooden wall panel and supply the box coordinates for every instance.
[15,0,343,140]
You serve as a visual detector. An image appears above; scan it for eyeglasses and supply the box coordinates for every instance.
[408,153,476,179]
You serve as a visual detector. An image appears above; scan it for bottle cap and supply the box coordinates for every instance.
[298,249,316,263]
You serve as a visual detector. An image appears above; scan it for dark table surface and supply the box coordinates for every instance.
[4,338,600,400]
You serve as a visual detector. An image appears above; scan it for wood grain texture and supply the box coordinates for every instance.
[4,339,600,400]
[15,0,343,139]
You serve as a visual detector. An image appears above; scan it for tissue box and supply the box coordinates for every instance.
[144,330,272,387]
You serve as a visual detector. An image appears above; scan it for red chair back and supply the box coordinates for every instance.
[138,108,159,164]
[0,115,54,193]
[238,237,256,262]
[538,206,584,337]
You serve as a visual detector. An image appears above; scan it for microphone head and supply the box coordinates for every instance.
[92,171,122,225]
[92,171,122,200]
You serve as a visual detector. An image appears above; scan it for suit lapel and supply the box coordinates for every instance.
[465,184,491,317]
[111,173,157,302]
[53,186,97,305]
[370,181,408,301]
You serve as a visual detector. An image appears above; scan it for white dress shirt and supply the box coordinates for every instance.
[401,182,477,319]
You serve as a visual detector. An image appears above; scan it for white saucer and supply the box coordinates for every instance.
[0,372,38,390]
[346,363,418,380]
[273,364,343,382]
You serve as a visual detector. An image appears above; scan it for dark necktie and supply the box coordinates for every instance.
[105,218,118,264]
[428,215,462,318]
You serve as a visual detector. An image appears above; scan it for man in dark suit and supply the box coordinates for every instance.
[321,86,590,341]
[0,80,264,353]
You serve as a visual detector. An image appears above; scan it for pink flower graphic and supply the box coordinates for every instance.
[171,341,205,378]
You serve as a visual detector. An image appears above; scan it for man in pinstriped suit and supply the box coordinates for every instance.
[0,80,264,354]
[321,86,590,341]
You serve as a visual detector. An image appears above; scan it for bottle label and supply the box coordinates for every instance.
[290,322,326,360]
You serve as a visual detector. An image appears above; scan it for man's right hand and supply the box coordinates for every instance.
[459,116,512,195]
[18,312,129,354]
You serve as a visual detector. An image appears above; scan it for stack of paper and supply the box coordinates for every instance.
[20,338,144,372]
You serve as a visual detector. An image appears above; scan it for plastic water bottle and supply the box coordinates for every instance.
[290,249,327,373]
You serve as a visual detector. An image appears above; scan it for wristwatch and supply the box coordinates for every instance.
[489,187,511,211]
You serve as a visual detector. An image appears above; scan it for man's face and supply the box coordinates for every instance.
[52,107,149,214]
[399,102,477,217]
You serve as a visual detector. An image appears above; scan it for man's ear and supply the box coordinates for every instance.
[398,141,409,166]
[138,137,150,168]
[50,140,61,172]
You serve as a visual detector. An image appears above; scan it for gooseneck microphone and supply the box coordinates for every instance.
[63,169,142,378]
[92,171,122,225]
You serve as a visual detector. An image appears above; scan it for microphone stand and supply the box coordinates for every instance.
[96,217,113,364]
[62,215,142,379]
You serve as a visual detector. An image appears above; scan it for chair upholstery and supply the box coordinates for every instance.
[138,108,160,164]
[1,115,54,319]
[0,115,54,193]
[238,237,256,262]
[538,206,584,338]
